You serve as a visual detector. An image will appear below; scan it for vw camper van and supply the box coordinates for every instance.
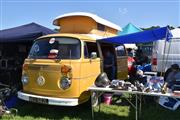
[18,12,128,106]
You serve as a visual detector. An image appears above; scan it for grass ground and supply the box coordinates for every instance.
[1,96,180,120]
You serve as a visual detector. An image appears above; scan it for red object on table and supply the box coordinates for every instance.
[128,56,136,76]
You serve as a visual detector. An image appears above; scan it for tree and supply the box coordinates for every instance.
[141,26,160,31]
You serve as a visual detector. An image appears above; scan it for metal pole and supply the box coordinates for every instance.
[136,94,138,120]
[91,91,94,120]
[98,94,101,112]
[139,95,142,118]
[164,39,172,71]
[161,40,167,76]
[161,28,169,76]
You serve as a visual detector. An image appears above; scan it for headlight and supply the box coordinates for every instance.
[60,77,71,90]
[21,74,29,85]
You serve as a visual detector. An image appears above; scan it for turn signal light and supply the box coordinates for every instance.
[23,64,28,70]
[61,65,71,74]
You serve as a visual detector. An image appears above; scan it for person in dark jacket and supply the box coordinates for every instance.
[163,64,180,91]
[104,50,115,80]
[135,49,149,65]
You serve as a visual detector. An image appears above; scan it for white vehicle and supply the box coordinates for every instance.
[151,28,180,74]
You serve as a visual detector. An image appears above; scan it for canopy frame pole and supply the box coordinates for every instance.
[164,38,172,72]
[161,40,166,76]
[161,28,169,76]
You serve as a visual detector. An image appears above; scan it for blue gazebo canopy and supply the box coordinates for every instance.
[100,26,173,44]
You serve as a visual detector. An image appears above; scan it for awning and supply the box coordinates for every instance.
[0,22,55,43]
[100,26,173,44]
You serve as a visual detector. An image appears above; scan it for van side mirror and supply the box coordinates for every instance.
[91,52,97,59]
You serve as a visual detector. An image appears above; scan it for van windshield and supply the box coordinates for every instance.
[28,37,81,59]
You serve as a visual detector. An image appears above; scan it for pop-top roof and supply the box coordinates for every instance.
[53,12,122,31]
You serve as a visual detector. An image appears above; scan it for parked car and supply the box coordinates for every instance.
[151,28,180,75]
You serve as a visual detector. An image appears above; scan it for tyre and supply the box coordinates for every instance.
[91,92,99,107]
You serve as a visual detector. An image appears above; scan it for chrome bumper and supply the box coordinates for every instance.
[18,91,79,106]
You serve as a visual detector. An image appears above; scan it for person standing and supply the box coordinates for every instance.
[163,64,180,91]
[135,49,149,65]
[104,50,115,80]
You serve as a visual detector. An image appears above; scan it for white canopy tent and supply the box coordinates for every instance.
[171,28,180,38]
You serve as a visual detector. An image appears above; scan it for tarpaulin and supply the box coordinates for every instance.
[100,26,173,44]
[0,22,55,43]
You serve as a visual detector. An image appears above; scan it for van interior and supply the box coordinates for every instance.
[100,43,117,80]
[84,41,117,80]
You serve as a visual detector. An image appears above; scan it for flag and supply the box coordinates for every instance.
[166,27,173,41]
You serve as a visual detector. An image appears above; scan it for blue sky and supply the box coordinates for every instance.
[0,0,180,30]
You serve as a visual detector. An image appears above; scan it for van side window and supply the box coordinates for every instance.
[84,42,99,58]
[97,23,105,31]
[115,45,126,56]
[84,42,89,58]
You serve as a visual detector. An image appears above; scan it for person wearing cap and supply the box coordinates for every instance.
[162,64,180,92]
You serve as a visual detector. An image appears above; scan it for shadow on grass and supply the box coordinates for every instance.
[5,97,180,120]
[139,102,180,120]
[11,100,133,120]
[127,96,180,120]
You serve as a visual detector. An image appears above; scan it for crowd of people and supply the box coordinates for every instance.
[101,47,180,111]
[127,48,180,93]
[127,48,150,78]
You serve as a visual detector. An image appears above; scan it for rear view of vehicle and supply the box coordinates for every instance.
[151,28,180,74]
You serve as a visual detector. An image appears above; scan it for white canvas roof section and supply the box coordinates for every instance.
[53,12,122,31]
[171,28,180,38]
[124,44,137,49]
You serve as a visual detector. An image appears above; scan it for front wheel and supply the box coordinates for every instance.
[91,92,99,107]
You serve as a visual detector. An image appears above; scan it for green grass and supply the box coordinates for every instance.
[1,97,180,120]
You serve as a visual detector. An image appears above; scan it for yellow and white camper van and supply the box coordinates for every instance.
[18,12,128,106]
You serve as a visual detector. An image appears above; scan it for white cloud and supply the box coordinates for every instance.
[118,8,128,15]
